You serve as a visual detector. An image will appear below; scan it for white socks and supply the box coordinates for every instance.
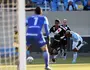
[72,52,77,63]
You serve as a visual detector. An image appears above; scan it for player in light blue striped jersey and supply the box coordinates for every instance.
[26,7,51,70]
[65,31,87,63]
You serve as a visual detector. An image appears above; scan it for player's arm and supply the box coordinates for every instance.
[60,28,66,39]
[67,26,71,31]
[44,17,50,44]
[44,17,50,37]
[60,25,66,31]
[50,26,54,33]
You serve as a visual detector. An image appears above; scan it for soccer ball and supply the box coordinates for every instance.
[27,56,34,63]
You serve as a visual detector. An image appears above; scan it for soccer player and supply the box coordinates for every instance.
[65,31,87,63]
[50,19,66,63]
[61,19,70,31]
[26,7,51,70]
[60,19,71,60]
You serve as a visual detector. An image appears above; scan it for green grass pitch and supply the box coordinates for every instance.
[0,57,90,70]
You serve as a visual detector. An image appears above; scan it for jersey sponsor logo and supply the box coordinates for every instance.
[28,26,40,28]
[39,40,44,44]
[26,33,38,36]
[55,28,62,34]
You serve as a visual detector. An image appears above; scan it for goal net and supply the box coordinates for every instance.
[0,0,26,70]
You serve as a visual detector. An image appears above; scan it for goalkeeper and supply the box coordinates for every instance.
[26,7,51,70]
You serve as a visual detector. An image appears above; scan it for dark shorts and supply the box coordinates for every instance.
[50,39,61,49]
[61,39,67,46]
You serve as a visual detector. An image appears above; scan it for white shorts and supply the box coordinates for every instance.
[72,38,84,50]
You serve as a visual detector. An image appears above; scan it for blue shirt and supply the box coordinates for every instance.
[26,15,49,37]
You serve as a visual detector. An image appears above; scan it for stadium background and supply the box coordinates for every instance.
[26,11,90,53]
[0,0,90,64]
[0,11,90,57]
[0,1,90,70]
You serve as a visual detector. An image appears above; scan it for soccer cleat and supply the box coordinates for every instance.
[49,61,56,64]
[82,41,88,45]
[52,58,56,63]
[63,56,67,60]
[72,61,76,64]
[45,67,52,70]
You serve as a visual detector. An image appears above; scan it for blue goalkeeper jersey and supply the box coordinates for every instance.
[26,15,49,37]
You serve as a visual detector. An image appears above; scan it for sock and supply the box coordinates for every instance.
[64,52,66,56]
[43,51,49,68]
[54,55,58,59]
[63,53,67,60]
[72,52,77,62]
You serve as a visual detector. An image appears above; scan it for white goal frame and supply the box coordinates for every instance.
[17,0,26,70]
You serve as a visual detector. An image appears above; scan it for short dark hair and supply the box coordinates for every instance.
[35,7,42,15]
[66,30,71,35]
[55,19,60,24]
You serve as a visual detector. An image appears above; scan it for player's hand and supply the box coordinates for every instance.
[72,48,79,52]
[60,36,65,39]
[49,40,51,45]
[47,36,51,45]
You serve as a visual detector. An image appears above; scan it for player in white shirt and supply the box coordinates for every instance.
[65,31,87,63]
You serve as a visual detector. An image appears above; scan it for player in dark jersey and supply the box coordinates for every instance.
[26,7,51,70]
[49,19,66,63]
[60,19,71,60]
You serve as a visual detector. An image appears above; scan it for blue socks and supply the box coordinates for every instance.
[43,51,49,68]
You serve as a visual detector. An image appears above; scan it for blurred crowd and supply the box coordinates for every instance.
[0,0,90,11]
[26,0,90,11]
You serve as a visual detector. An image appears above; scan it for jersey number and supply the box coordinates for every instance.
[34,17,38,25]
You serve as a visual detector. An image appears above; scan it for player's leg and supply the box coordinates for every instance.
[72,41,78,63]
[50,49,58,63]
[72,51,78,63]
[41,44,51,70]
[77,40,87,50]
[63,45,67,60]
[39,35,51,70]
[26,36,32,57]
[60,40,67,60]
[49,40,59,63]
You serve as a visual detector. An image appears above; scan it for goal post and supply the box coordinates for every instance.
[0,0,26,70]
[17,0,26,70]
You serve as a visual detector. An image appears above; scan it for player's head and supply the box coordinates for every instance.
[62,19,67,26]
[35,7,42,15]
[65,30,72,37]
[55,19,60,26]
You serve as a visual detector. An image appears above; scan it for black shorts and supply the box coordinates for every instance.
[50,39,61,49]
[61,39,67,46]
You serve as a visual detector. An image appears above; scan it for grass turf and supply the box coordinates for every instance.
[0,57,90,70]
[0,64,90,70]
[28,56,90,64]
